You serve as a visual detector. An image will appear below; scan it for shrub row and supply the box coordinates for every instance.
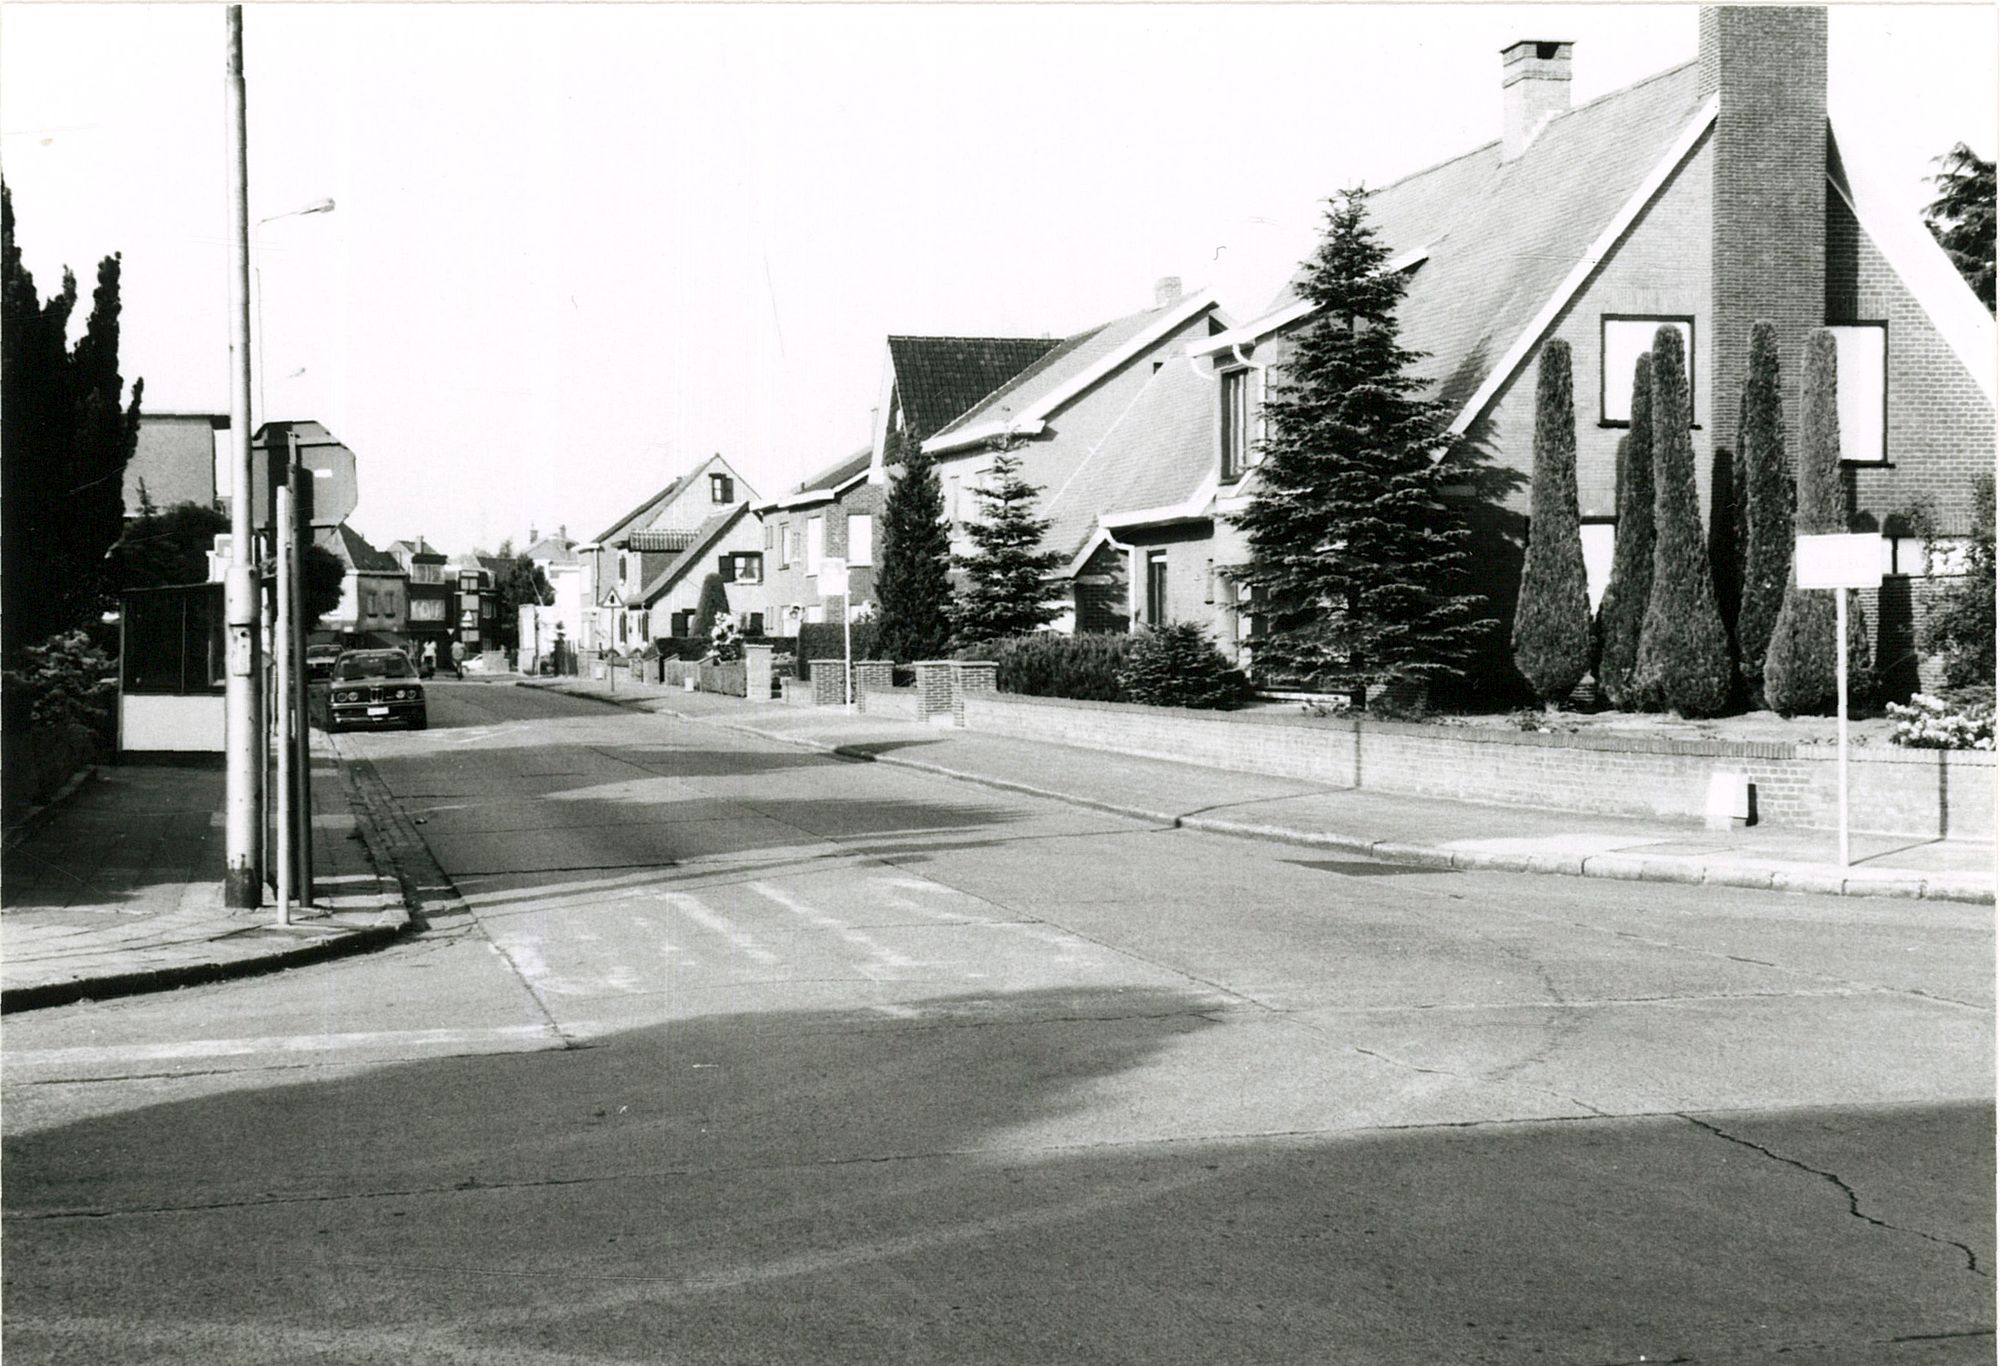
[956,633,1136,702]
[649,635,792,663]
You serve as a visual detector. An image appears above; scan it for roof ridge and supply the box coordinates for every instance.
[887,333,1055,344]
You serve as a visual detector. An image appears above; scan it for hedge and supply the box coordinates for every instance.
[956,632,1137,701]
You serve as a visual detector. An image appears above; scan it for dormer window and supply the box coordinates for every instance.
[1220,367,1264,481]
[710,473,734,503]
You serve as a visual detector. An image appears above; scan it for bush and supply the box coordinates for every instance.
[1512,340,1592,704]
[1885,692,1995,750]
[1116,623,1251,709]
[1735,320,1793,701]
[1920,472,1996,688]
[796,622,879,680]
[956,632,1137,701]
[655,634,789,664]
[1595,355,1654,709]
[1630,326,1733,716]
[2,629,116,732]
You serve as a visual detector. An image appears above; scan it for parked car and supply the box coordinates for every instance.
[327,650,427,732]
[306,643,343,683]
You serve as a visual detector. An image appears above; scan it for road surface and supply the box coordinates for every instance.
[5,681,1992,1364]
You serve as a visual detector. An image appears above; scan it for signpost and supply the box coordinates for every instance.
[1794,533,1884,868]
[819,557,851,709]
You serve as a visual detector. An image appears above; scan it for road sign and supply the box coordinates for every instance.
[818,556,849,597]
[1794,533,1883,590]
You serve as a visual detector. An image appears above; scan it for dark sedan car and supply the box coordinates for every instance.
[306,644,342,683]
[327,650,427,732]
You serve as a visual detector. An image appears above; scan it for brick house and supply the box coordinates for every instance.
[1082,6,1993,696]
[315,523,409,648]
[386,537,451,659]
[756,336,1061,632]
[580,453,757,653]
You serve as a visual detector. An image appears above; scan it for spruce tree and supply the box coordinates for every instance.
[1230,187,1482,700]
[872,429,956,661]
[950,447,1065,645]
[1766,329,1875,714]
[1511,340,1592,705]
[1735,320,1793,702]
[1594,354,1654,709]
[1631,326,1732,716]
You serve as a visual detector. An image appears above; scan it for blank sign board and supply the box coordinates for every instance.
[1795,533,1884,590]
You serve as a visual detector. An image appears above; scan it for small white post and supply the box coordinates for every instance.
[1835,587,1850,869]
[843,601,854,713]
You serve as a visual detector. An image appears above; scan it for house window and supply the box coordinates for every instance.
[1830,322,1888,464]
[946,475,961,526]
[777,522,791,567]
[710,473,734,503]
[788,524,802,564]
[731,552,763,584]
[764,521,774,550]
[745,612,764,636]
[1602,316,1695,425]
[618,551,629,585]
[1145,551,1169,627]
[410,598,446,622]
[847,514,873,567]
[411,562,442,584]
[805,603,825,625]
[1580,520,1617,611]
[806,516,824,575]
[1220,368,1262,480]
[363,589,378,617]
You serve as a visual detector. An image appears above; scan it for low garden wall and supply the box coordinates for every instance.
[957,692,1994,838]
[660,659,747,697]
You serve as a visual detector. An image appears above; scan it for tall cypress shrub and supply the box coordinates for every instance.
[1631,326,1733,716]
[1765,329,1876,714]
[1594,354,1653,709]
[1511,340,1592,704]
[1735,321,1793,703]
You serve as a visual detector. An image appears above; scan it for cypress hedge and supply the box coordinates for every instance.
[1594,354,1654,709]
[1631,326,1733,716]
[1765,329,1871,715]
[1511,340,1593,704]
[1735,321,1793,702]
[954,632,1137,701]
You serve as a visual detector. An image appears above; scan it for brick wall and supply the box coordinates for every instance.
[959,692,1993,838]
[1704,6,1827,467]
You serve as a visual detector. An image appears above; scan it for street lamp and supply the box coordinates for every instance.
[254,197,335,426]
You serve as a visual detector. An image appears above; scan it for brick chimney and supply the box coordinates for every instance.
[1154,276,1183,307]
[1703,5,1828,464]
[1500,40,1572,161]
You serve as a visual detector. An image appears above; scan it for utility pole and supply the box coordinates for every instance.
[222,5,263,908]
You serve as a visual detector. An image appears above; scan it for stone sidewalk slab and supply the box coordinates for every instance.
[526,676,1995,906]
[1,733,412,1014]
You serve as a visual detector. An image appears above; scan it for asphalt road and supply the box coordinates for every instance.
[5,681,1993,1365]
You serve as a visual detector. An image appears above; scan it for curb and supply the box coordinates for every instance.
[527,681,1995,907]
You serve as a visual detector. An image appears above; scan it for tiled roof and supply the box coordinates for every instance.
[634,507,748,606]
[1266,60,1708,414]
[800,446,874,491]
[594,477,684,545]
[886,336,1060,440]
[1042,360,1218,559]
[524,535,577,565]
[626,528,701,553]
[322,523,404,574]
[929,306,1168,440]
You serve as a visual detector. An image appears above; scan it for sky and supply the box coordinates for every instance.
[3,3,1993,556]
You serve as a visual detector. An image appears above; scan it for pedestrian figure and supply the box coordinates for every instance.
[450,639,466,679]
[420,640,437,678]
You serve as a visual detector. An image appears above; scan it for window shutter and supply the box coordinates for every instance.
[719,555,736,582]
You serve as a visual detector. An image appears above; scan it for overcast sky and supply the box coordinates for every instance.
[3,4,1992,555]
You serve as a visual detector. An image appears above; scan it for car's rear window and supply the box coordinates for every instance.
[335,654,413,681]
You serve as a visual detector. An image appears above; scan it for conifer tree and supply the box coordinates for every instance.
[2,182,143,668]
[872,429,956,661]
[1594,354,1654,709]
[694,572,729,638]
[1766,329,1875,713]
[1735,321,1793,702]
[1511,340,1592,704]
[1631,326,1732,716]
[950,448,1065,645]
[1230,187,1482,700]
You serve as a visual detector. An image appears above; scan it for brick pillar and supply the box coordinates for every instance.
[852,661,893,712]
[810,660,848,706]
[913,661,955,723]
[1703,6,1827,519]
[948,660,997,728]
[744,644,773,703]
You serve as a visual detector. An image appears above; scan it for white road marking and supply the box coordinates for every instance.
[660,892,779,965]
[5,1024,561,1069]
[748,881,919,974]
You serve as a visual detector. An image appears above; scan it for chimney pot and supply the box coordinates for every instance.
[1154,276,1183,307]
[1500,39,1573,162]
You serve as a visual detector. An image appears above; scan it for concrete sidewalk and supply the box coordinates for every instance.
[1,731,411,1013]
[527,675,1995,905]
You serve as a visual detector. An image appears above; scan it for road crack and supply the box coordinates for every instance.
[1684,1114,1988,1277]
